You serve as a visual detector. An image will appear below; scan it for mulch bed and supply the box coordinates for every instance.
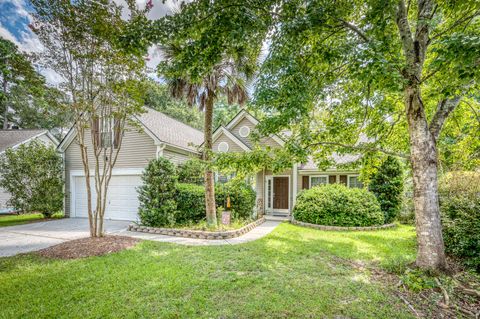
[36,236,140,260]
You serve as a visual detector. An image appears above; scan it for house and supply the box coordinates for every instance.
[59,107,362,221]
[58,107,203,220]
[211,109,363,217]
[0,129,59,210]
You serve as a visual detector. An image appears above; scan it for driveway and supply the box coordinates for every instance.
[0,218,131,257]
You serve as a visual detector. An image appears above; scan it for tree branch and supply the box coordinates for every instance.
[395,0,416,67]
[429,96,461,140]
[429,9,480,43]
[337,19,369,42]
[307,141,410,159]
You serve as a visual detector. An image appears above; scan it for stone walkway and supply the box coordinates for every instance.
[120,220,282,246]
[0,218,283,257]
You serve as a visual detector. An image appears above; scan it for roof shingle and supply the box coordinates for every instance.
[0,129,48,153]
[136,107,204,152]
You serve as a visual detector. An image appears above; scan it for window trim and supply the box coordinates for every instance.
[217,141,229,152]
[309,175,329,187]
[347,175,363,188]
[100,117,115,148]
[239,125,251,137]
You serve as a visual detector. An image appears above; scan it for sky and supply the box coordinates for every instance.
[0,0,178,85]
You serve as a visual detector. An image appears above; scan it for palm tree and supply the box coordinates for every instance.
[160,43,255,227]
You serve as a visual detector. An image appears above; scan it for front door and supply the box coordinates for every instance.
[273,177,289,211]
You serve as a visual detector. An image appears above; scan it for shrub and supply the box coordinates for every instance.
[138,157,178,227]
[175,183,206,223]
[175,181,256,223]
[178,159,204,185]
[216,180,256,219]
[0,140,63,217]
[369,156,404,223]
[293,184,384,227]
[439,171,480,271]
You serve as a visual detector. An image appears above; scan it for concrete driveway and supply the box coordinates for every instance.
[0,218,131,257]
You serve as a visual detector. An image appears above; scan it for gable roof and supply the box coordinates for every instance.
[136,107,204,152]
[58,107,203,153]
[212,126,251,151]
[211,109,285,147]
[0,129,57,154]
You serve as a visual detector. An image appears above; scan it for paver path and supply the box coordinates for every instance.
[0,218,282,257]
[121,220,282,246]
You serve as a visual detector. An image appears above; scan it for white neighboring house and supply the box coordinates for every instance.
[0,129,59,210]
[57,107,204,221]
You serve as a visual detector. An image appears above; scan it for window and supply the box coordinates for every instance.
[100,117,113,148]
[218,141,229,152]
[239,125,250,137]
[310,175,328,187]
[267,178,272,209]
[348,176,363,188]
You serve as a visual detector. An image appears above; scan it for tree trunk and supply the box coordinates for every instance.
[3,80,8,129]
[406,86,447,271]
[203,90,217,227]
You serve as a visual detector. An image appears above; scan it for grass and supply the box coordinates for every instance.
[0,213,44,227]
[0,223,417,318]
[0,212,64,227]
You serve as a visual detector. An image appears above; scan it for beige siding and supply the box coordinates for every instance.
[255,170,264,214]
[230,116,283,149]
[212,134,245,153]
[260,136,282,148]
[64,127,156,216]
[163,147,198,165]
[230,117,256,147]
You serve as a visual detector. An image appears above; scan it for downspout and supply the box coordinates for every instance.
[156,143,166,159]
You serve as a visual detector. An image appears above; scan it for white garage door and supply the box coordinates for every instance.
[73,174,142,221]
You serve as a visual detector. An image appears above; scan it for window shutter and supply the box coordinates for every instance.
[113,118,121,149]
[93,118,100,147]
[302,176,309,189]
[339,175,347,185]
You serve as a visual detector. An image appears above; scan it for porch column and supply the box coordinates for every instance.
[292,163,298,215]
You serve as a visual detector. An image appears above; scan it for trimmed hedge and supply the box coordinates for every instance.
[175,183,206,224]
[175,182,256,223]
[439,172,480,271]
[293,184,384,227]
[138,157,178,227]
[369,156,404,223]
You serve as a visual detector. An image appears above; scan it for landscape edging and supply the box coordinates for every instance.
[291,220,396,231]
[128,217,265,240]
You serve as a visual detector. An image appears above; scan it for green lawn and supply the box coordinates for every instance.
[0,213,45,227]
[0,223,417,318]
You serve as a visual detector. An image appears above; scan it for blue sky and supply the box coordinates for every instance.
[0,0,176,84]
[0,0,42,53]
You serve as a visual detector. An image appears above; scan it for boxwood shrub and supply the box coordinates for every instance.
[293,184,384,227]
[175,181,256,223]
[175,183,206,224]
[138,157,178,227]
[439,172,480,271]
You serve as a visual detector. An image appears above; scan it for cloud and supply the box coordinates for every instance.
[1,0,177,85]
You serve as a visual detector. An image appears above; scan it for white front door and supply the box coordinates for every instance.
[72,174,142,221]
